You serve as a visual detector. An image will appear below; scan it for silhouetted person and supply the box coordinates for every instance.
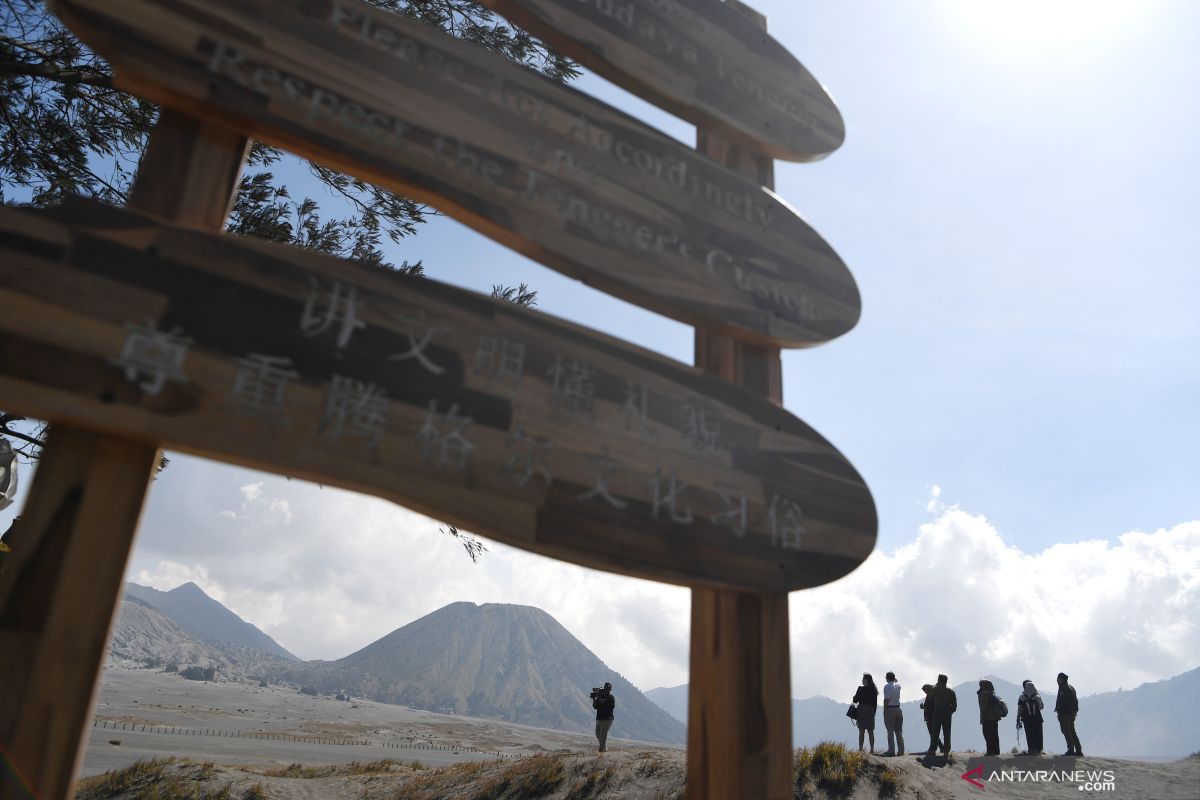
[924,674,956,756]
[977,679,1002,756]
[852,673,878,753]
[920,683,942,753]
[592,682,615,752]
[1017,679,1044,755]
[1055,672,1082,756]
[882,671,904,756]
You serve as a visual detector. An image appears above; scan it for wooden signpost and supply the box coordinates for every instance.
[0,200,873,591]
[47,0,860,347]
[478,0,846,162]
[0,1,874,799]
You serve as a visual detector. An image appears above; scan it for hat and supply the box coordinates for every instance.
[1057,672,1068,681]
[937,673,948,684]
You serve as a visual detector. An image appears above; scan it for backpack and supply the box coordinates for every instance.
[993,695,1009,718]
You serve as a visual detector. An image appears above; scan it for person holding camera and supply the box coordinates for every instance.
[591,682,615,752]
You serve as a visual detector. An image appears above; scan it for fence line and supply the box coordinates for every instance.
[92,718,517,758]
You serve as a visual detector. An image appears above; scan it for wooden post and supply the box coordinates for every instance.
[0,110,247,800]
[687,5,792,798]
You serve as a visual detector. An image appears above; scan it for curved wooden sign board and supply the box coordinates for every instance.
[47,0,859,348]
[0,202,876,592]
[479,0,846,162]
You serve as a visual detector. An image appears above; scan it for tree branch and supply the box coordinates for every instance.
[0,59,115,90]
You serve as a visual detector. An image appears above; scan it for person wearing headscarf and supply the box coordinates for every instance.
[1054,672,1083,756]
[852,673,879,753]
[1017,679,1045,755]
[977,679,1002,756]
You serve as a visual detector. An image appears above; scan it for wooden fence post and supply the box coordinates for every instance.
[687,5,792,798]
[0,110,247,800]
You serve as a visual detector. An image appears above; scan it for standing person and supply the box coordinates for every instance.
[920,683,942,754]
[852,673,879,753]
[924,674,957,756]
[1017,679,1044,755]
[592,682,615,752]
[1055,672,1083,756]
[882,672,905,756]
[977,680,1002,756]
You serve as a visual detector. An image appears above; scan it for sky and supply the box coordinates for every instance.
[4,0,1199,701]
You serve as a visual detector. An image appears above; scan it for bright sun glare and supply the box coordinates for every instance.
[946,0,1145,51]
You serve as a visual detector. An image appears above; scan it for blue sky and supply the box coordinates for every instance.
[267,0,1199,554]
[5,0,1198,696]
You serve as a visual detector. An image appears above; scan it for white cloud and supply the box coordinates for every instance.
[787,509,1200,700]
[133,561,219,597]
[128,459,1200,700]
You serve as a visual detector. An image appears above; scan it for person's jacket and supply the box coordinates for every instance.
[977,680,1001,722]
[929,684,957,718]
[1054,683,1078,716]
[853,684,878,710]
[593,691,615,720]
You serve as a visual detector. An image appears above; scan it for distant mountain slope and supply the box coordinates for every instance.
[301,602,686,745]
[655,671,1200,757]
[123,582,297,660]
[108,596,234,672]
[645,684,688,723]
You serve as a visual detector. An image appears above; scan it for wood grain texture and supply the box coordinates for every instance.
[0,200,876,592]
[479,0,845,162]
[687,115,793,799]
[0,113,248,800]
[46,0,860,347]
[0,430,158,800]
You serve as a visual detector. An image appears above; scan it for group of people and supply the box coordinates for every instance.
[850,671,1083,758]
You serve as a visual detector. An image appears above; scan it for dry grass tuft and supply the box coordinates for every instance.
[877,767,901,796]
[564,759,615,799]
[74,757,235,799]
[793,741,867,797]
[257,759,407,779]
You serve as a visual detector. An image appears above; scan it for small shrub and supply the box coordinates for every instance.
[793,742,866,797]
[242,785,268,800]
[878,767,901,796]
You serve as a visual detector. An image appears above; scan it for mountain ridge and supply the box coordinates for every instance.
[111,589,684,745]
[123,582,297,661]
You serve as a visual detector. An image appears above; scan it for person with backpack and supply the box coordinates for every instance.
[925,674,957,757]
[920,683,942,753]
[882,671,905,756]
[1055,672,1083,756]
[1017,679,1044,755]
[977,679,1005,755]
[852,673,879,753]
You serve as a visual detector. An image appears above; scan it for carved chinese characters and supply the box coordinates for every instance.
[47,0,860,347]
[0,203,876,591]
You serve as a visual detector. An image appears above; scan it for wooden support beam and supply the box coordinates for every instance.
[687,6,793,793]
[0,110,247,800]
